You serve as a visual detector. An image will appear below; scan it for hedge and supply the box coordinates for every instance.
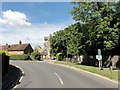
[10,54,30,60]
[56,53,64,61]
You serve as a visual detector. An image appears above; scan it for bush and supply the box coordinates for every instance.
[56,53,64,61]
[10,54,30,60]
[30,51,41,60]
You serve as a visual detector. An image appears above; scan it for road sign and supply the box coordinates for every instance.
[97,49,103,70]
[98,49,101,55]
[96,55,102,61]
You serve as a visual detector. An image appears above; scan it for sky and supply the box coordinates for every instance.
[0,2,75,48]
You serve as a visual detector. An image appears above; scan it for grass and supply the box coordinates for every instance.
[54,61,118,81]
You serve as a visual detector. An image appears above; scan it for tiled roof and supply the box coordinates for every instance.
[8,44,29,51]
[0,45,9,50]
[0,44,30,51]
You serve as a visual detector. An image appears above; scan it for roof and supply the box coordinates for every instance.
[8,44,30,51]
[0,44,31,51]
[0,45,9,50]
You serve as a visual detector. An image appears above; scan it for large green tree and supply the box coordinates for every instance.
[50,1,120,58]
[71,2,120,55]
[50,30,67,56]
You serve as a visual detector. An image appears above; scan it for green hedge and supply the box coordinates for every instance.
[10,54,30,60]
[56,53,64,61]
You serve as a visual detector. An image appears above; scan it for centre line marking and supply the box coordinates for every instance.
[54,73,64,85]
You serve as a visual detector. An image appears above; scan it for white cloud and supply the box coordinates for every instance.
[1,22,66,48]
[0,10,71,48]
[0,10,31,27]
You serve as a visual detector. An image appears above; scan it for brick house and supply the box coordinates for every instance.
[0,43,33,54]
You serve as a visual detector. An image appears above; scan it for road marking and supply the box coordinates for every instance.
[54,73,64,85]
[11,64,24,89]
[54,63,119,84]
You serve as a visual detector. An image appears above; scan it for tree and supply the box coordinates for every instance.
[50,30,67,56]
[50,1,120,60]
[70,2,120,55]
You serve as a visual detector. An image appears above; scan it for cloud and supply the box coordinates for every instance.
[1,23,66,47]
[0,10,66,47]
[0,10,31,27]
[0,10,71,48]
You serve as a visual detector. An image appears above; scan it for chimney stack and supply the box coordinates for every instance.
[19,40,22,44]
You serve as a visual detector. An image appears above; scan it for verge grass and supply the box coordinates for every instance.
[54,61,118,81]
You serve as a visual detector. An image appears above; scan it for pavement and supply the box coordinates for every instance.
[2,65,22,90]
[11,60,118,89]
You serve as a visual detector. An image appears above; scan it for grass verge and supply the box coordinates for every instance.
[54,61,118,81]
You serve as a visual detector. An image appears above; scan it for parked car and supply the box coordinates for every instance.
[51,56,56,60]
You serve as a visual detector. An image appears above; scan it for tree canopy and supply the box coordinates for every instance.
[50,2,120,57]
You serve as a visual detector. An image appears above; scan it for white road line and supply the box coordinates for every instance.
[55,63,119,84]
[11,64,24,89]
[54,73,64,85]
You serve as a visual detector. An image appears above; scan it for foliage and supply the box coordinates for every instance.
[0,50,10,56]
[50,2,120,57]
[70,2,120,55]
[50,30,67,56]
[56,53,64,61]
[10,54,30,60]
[30,50,41,60]
[55,61,118,80]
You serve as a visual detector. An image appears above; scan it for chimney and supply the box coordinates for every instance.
[19,40,22,44]
[8,45,10,47]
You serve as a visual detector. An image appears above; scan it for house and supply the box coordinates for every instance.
[0,42,33,54]
[34,45,48,59]
[0,44,10,51]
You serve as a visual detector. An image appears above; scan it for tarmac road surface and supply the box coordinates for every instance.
[10,60,118,88]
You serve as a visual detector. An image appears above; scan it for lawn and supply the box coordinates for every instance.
[54,61,118,81]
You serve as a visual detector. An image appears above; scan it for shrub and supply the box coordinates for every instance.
[10,54,30,60]
[30,50,41,60]
[56,53,64,61]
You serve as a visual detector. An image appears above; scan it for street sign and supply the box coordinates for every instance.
[96,55,102,61]
[98,49,101,55]
[97,49,103,70]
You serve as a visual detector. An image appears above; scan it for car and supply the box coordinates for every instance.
[51,56,56,60]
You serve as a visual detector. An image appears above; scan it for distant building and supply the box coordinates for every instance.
[34,44,48,59]
[0,41,33,54]
[0,44,10,51]
[44,36,51,58]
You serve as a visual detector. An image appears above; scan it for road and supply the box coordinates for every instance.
[10,60,118,88]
